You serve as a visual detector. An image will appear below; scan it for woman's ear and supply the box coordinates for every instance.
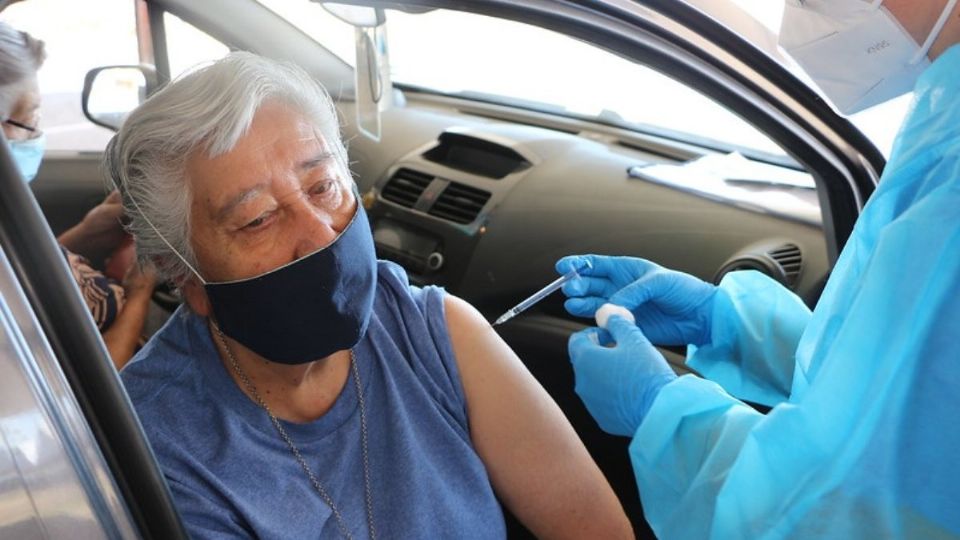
[181,277,212,316]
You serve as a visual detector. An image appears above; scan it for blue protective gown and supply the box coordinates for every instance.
[631,45,960,539]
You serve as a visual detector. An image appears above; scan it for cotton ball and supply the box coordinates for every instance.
[595,303,635,329]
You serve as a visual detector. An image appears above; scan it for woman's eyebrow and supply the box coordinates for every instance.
[300,151,334,170]
[214,184,267,224]
[214,152,336,222]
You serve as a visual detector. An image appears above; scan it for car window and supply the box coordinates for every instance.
[1,2,230,154]
[2,0,138,152]
[261,2,788,160]
[266,0,908,158]
[699,0,910,156]
[164,12,231,80]
[257,0,355,67]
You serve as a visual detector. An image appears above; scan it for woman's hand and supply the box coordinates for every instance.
[103,260,157,370]
[58,190,127,264]
[122,260,157,300]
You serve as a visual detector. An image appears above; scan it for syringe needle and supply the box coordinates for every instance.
[492,259,592,326]
[493,310,516,326]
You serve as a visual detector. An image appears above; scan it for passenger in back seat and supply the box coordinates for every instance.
[0,22,155,368]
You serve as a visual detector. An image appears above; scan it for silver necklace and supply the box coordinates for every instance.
[213,326,377,540]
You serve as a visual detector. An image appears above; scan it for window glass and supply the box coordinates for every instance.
[265,4,787,159]
[164,13,231,79]
[2,0,138,152]
[257,0,355,66]
[395,11,787,157]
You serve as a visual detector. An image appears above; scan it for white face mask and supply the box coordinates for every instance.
[780,0,958,115]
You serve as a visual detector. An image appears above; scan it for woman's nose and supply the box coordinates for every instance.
[290,199,340,260]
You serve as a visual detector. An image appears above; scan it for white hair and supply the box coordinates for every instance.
[0,22,45,118]
[104,52,349,284]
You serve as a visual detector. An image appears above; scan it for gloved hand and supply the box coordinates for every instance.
[568,316,677,436]
[557,254,717,346]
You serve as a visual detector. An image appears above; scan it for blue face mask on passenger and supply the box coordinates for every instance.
[201,202,378,365]
[7,133,45,183]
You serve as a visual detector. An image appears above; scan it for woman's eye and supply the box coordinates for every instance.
[310,180,334,196]
[242,215,269,231]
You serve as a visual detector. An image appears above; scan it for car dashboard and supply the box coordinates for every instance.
[347,93,830,321]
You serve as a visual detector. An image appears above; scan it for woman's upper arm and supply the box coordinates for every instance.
[443,294,633,540]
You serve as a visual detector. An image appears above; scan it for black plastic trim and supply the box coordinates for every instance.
[147,1,172,84]
[423,131,532,178]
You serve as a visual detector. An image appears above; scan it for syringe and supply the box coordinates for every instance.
[493,259,592,326]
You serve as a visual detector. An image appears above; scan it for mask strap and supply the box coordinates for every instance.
[910,0,959,63]
[108,176,209,285]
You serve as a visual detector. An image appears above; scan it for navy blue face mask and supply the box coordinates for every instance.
[204,204,377,364]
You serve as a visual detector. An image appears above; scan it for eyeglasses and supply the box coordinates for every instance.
[4,119,38,133]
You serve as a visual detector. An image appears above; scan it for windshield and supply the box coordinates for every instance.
[261,0,907,158]
[261,2,788,158]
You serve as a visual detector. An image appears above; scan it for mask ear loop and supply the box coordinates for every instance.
[108,175,209,286]
[910,0,959,63]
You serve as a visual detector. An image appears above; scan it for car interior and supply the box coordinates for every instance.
[1,0,887,537]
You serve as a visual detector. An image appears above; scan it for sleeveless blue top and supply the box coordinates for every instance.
[121,262,506,539]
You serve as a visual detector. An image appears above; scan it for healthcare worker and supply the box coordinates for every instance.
[557,0,960,537]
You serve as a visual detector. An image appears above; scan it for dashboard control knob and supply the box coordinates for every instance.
[427,252,444,271]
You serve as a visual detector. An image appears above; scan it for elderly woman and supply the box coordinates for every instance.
[0,22,154,368]
[113,52,631,539]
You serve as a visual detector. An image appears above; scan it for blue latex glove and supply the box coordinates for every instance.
[557,254,717,346]
[568,315,678,436]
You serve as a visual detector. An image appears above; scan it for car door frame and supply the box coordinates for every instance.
[0,140,187,537]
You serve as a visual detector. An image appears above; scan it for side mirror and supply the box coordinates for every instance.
[81,65,159,132]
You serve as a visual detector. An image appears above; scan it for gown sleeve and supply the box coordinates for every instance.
[628,191,960,539]
[686,271,811,407]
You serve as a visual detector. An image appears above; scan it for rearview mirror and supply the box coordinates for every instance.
[82,65,158,132]
[317,3,385,27]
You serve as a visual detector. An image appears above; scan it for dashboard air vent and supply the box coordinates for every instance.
[381,168,434,208]
[428,182,491,224]
[714,242,804,289]
[769,244,803,287]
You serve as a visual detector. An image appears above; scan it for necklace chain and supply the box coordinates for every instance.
[213,326,377,540]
